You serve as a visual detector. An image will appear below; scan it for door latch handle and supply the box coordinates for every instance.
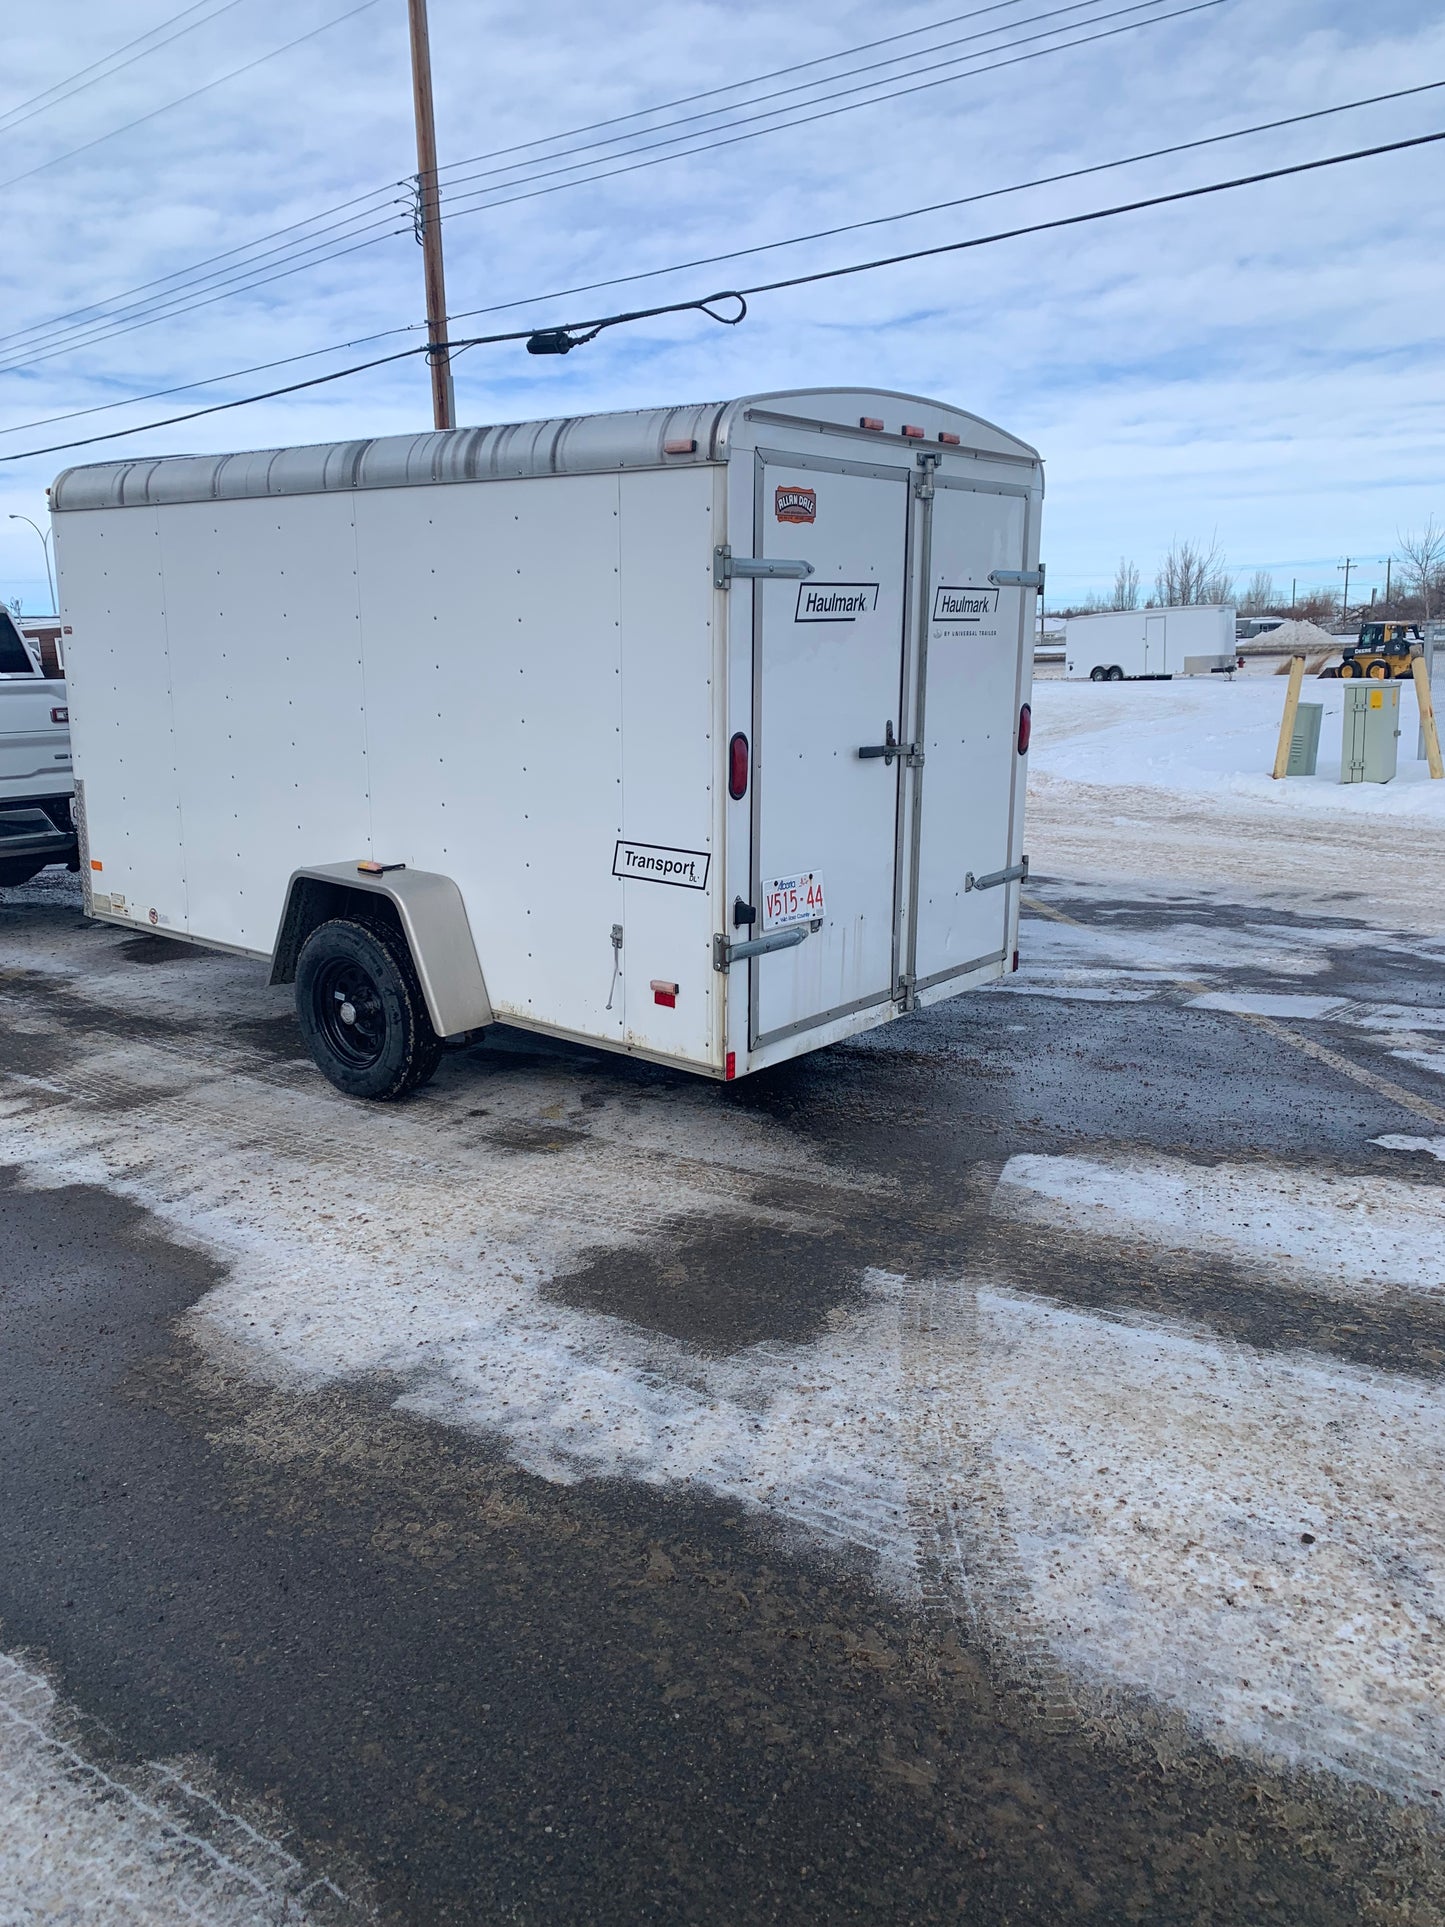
[858,721,923,767]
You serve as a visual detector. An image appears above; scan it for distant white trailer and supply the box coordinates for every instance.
[1065,604,1236,680]
[54,389,1042,1098]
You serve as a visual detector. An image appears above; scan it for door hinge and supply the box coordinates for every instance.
[714,545,816,590]
[913,451,942,500]
[965,855,1029,893]
[713,926,809,971]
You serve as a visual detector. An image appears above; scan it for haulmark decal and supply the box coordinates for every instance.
[774,485,816,524]
[612,839,711,889]
[932,584,1000,623]
[795,581,880,623]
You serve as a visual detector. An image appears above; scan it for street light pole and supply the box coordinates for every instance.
[406,0,454,431]
[8,514,55,613]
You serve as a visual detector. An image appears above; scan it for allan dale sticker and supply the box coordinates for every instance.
[774,485,816,524]
[932,584,1000,623]
[612,839,711,890]
[794,581,879,623]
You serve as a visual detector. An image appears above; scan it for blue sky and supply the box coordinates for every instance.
[2,0,1442,612]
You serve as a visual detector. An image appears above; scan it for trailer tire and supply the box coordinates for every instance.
[1089,665,1107,682]
[295,916,441,1101]
[0,857,46,888]
[1106,664,1125,681]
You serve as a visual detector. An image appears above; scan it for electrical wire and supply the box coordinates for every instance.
[432,0,1032,181]
[0,0,255,138]
[6,127,1439,465]
[0,0,1196,376]
[0,0,1034,359]
[6,75,1442,435]
[439,0,1120,195]
[439,0,1217,225]
[441,76,1445,326]
[0,0,381,195]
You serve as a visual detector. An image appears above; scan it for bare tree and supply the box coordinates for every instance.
[1297,588,1339,628]
[1239,569,1276,614]
[1111,558,1140,609]
[1155,533,1233,607]
[1397,517,1445,621]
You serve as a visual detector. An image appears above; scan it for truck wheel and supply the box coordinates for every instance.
[295,917,441,1101]
[0,857,46,888]
[1089,665,1107,682]
[1106,665,1125,681]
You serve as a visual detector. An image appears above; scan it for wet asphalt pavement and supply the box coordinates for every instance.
[2,869,1444,1924]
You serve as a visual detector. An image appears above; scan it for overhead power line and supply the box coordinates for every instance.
[0,0,1198,376]
[7,127,1439,464]
[0,0,381,195]
[439,0,1217,226]
[0,0,254,137]
[4,77,1442,438]
[439,0,1121,195]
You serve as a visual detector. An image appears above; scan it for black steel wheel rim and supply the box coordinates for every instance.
[314,956,388,1069]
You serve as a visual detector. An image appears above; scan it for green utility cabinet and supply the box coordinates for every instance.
[1340,682,1400,784]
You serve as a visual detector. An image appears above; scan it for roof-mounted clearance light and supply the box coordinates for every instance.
[859,416,884,431]
[664,438,697,455]
[902,424,925,438]
[937,431,961,445]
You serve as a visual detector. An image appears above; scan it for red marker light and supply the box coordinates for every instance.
[728,731,749,800]
[859,416,884,431]
[901,424,924,439]
[1012,950,1020,973]
[937,431,961,445]
[663,437,696,455]
[1017,702,1032,754]
[651,980,678,1008]
[725,1051,736,1081]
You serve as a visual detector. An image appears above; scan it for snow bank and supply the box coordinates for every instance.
[1028,677,1445,820]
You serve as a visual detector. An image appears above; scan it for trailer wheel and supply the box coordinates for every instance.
[1089,665,1107,682]
[0,857,46,888]
[1106,664,1125,681]
[295,917,441,1101]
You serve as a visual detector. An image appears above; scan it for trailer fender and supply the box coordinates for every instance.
[270,862,493,1039]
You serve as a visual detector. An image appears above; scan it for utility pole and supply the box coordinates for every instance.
[1338,557,1356,631]
[1384,556,1392,613]
[407,0,454,431]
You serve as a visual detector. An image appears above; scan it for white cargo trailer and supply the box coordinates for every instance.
[1065,603,1235,680]
[54,389,1040,1097]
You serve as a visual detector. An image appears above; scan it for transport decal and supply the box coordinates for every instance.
[762,870,825,930]
[774,485,816,524]
[932,584,1000,624]
[612,839,711,889]
[794,582,879,623]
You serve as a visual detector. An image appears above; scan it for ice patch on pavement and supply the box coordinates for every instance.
[1374,1135,1445,1162]
[1187,991,1349,1020]
[0,1649,353,1924]
[5,1037,1445,1799]
[969,1291,1445,1795]
[1392,1044,1445,1081]
[995,1152,1445,1297]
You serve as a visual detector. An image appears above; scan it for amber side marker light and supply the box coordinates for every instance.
[859,416,884,431]
[901,424,925,438]
[664,438,697,455]
[937,431,961,445]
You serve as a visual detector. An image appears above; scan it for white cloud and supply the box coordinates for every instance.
[2,0,1443,608]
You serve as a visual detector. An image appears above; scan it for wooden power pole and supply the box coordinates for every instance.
[407,0,454,430]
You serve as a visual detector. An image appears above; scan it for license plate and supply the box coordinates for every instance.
[762,871,825,930]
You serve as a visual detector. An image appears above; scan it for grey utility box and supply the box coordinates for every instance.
[1286,700,1323,776]
[1340,682,1400,784]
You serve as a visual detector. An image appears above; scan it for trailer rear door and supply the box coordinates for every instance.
[750,452,911,1048]
[906,475,1030,992]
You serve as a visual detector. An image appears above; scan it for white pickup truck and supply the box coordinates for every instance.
[0,606,76,887]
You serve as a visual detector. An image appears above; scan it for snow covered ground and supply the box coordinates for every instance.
[1026,678,1445,927]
